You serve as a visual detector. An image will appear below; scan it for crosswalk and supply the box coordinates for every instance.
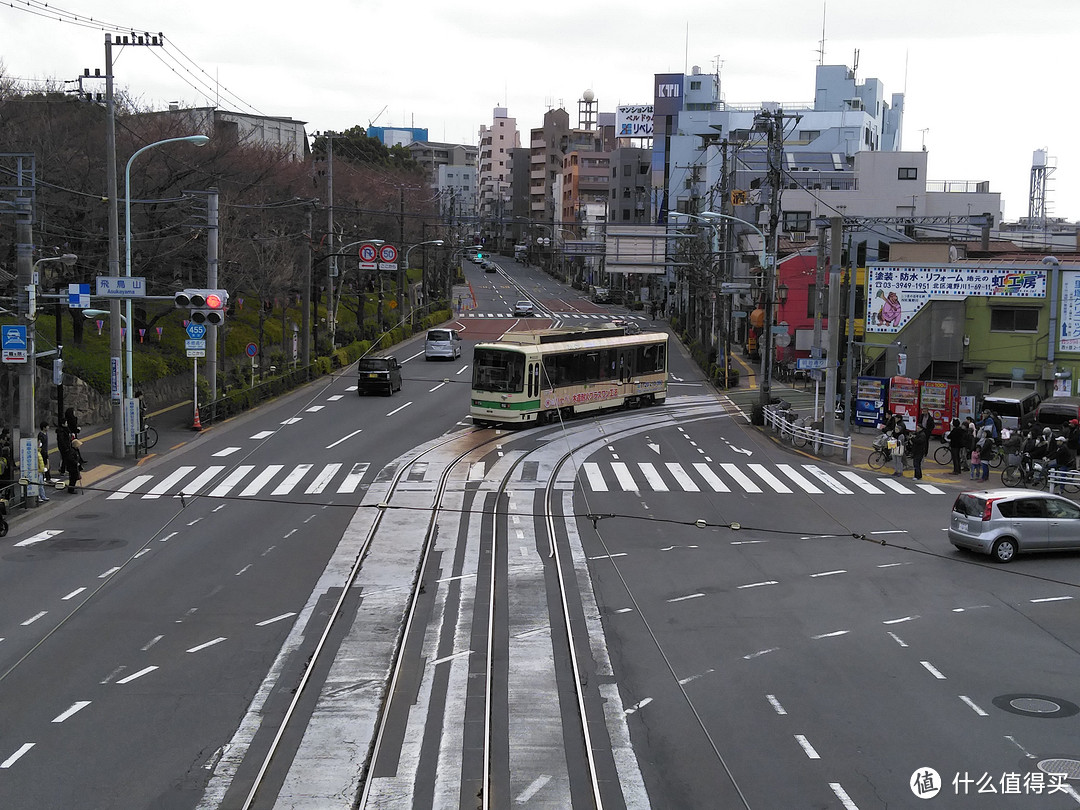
[106,462,371,500]
[580,461,945,496]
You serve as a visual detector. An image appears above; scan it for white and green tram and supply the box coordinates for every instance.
[470,326,668,427]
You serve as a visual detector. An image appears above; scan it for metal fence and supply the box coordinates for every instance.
[763,405,852,464]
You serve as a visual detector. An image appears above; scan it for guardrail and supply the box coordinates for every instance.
[763,405,852,464]
[1048,468,1080,492]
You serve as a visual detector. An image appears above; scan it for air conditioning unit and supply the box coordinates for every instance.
[847,98,863,111]
[789,231,807,243]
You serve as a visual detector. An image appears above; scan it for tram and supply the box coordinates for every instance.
[470,325,668,427]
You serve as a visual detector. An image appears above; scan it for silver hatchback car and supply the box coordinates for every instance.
[948,488,1080,562]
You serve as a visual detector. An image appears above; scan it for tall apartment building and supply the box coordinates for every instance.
[478,107,520,250]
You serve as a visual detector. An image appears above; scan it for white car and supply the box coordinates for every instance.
[513,300,535,317]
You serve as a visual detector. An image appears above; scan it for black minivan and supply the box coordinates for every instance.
[357,355,402,396]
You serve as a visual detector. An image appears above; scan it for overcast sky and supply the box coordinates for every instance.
[3,0,1078,224]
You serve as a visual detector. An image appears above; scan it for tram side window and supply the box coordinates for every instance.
[473,349,526,393]
[636,343,664,373]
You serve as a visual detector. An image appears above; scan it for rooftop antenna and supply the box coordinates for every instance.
[713,55,724,101]
[817,1,826,65]
[919,128,929,151]
[852,47,860,81]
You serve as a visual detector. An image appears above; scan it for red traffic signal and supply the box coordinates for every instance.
[176,288,228,325]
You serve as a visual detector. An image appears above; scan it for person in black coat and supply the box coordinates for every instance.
[947,418,967,475]
[910,428,929,480]
[55,424,79,492]
[64,408,85,470]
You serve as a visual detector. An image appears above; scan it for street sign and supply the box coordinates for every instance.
[796,357,829,370]
[68,283,90,309]
[245,342,258,357]
[359,244,378,262]
[186,337,206,358]
[2,324,27,363]
[186,323,207,340]
[379,243,398,272]
[96,276,146,297]
[720,283,752,293]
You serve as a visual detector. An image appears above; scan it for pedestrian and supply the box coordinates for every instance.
[35,448,50,502]
[56,424,79,493]
[910,427,928,480]
[969,445,981,481]
[891,429,906,477]
[921,409,936,437]
[64,407,85,470]
[1050,436,1075,494]
[37,420,51,482]
[948,419,966,475]
[977,430,994,482]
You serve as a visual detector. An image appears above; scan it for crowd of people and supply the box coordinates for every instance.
[876,407,1080,490]
[0,409,88,501]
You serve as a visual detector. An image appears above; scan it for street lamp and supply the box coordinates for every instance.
[123,134,209,430]
[405,239,444,312]
[34,254,77,427]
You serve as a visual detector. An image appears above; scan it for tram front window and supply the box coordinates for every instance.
[473,349,526,393]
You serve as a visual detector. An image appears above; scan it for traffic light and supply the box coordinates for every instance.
[175,288,228,325]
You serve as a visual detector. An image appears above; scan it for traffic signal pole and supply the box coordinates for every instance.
[206,188,219,402]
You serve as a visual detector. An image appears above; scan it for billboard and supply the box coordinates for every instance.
[866,264,1046,333]
[604,225,668,275]
[654,73,684,116]
[1060,270,1080,353]
[616,105,654,138]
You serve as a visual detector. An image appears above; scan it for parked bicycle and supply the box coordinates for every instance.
[868,434,911,470]
[140,422,158,452]
[935,440,1005,468]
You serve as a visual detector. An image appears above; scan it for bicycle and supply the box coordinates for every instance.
[1000,454,1049,489]
[868,444,912,470]
[140,423,158,451]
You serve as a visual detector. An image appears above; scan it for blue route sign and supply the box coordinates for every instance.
[2,324,27,364]
[186,322,207,340]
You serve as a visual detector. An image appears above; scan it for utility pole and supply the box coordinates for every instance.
[824,217,843,436]
[15,197,34,461]
[758,110,783,412]
[206,187,219,402]
[104,34,124,459]
[398,186,406,318]
[326,133,336,344]
[812,218,828,418]
[302,205,312,370]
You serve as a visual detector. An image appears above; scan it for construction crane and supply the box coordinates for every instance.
[369,105,387,128]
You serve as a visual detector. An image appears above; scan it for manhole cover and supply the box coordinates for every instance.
[993,694,1079,719]
[1011,698,1061,713]
[1038,758,1080,780]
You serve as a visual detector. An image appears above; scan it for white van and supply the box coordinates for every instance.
[425,328,462,361]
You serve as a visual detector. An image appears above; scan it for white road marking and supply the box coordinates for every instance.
[280,417,302,425]
[159,532,178,543]
[795,734,821,759]
[61,588,86,600]
[468,462,486,481]
[960,695,988,716]
[838,470,883,493]
[776,464,824,494]
[305,405,324,412]
[178,466,226,496]
[747,464,792,493]
[240,465,284,496]
[667,593,704,603]
[588,553,628,560]
[212,447,241,457]
[386,401,412,417]
[208,466,255,498]
[665,462,699,491]
[611,462,638,491]
[615,607,634,614]
[738,580,777,589]
[917,483,945,494]
[624,697,652,715]
[14,530,63,547]
[811,570,846,578]
[637,462,668,491]
[52,701,91,723]
[134,549,151,558]
[98,567,121,579]
[1,743,34,768]
[256,612,297,627]
[803,464,852,493]
[920,660,947,679]
[141,635,163,651]
[883,615,919,624]
[326,429,362,449]
[272,464,313,496]
[1031,595,1073,603]
[326,395,343,401]
[250,430,275,439]
[876,477,914,494]
[187,637,227,653]
[677,669,714,685]
[20,611,47,626]
[429,382,446,392]
[143,466,197,499]
[583,463,607,491]
[887,632,908,647]
[336,463,369,493]
[829,783,860,809]
[719,463,761,493]
[345,385,357,391]
[305,463,341,494]
[766,694,788,715]
[515,774,552,805]
[116,666,158,684]
[430,650,473,667]
[811,630,850,639]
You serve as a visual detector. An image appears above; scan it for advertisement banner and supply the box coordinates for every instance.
[1059,270,1080,353]
[616,105,654,138]
[866,265,1046,333]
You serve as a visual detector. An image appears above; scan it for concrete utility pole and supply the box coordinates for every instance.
[15,197,34,450]
[206,187,219,402]
[104,34,124,459]
[326,133,336,343]
[302,205,312,370]
[824,217,843,436]
[758,110,783,411]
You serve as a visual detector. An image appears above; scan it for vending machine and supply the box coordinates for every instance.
[855,376,890,428]
[888,376,920,430]
[918,380,960,435]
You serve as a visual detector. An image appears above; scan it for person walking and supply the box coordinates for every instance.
[948,418,966,475]
[891,429,907,477]
[35,448,50,502]
[1049,437,1074,493]
[976,430,994,482]
[37,420,51,482]
[56,424,80,493]
[64,408,85,470]
[910,427,928,480]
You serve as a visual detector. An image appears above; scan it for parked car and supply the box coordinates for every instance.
[424,328,462,360]
[483,261,497,273]
[512,300,535,317]
[357,355,402,396]
[948,488,1080,562]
